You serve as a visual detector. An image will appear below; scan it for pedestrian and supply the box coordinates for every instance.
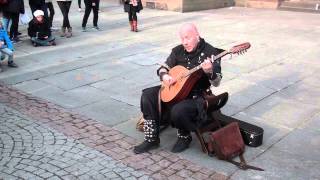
[0,21,18,72]
[2,0,25,42]
[82,0,100,31]
[123,0,143,32]
[28,10,56,47]
[45,0,55,29]
[56,0,73,38]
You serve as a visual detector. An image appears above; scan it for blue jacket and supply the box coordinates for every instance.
[0,29,14,51]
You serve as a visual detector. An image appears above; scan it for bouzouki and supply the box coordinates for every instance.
[160,42,251,103]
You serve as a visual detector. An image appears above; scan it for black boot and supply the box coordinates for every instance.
[8,61,18,68]
[171,129,192,153]
[133,138,160,154]
[133,119,160,154]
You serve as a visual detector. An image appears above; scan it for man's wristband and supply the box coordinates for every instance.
[159,72,167,81]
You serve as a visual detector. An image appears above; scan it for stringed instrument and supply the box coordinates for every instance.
[160,42,251,103]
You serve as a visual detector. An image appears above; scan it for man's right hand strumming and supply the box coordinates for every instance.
[162,74,176,86]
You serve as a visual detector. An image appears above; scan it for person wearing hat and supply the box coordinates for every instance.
[0,21,18,72]
[28,10,56,47]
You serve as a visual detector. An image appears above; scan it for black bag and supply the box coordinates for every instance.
[212,112,264,147]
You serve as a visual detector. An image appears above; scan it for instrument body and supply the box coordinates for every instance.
[160,42,251,103]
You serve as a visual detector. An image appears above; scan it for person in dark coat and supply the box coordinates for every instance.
[2,0,25,42]
[133,23,224,154]
[82,0,100,31]
[28,10,56,47]
[123,0,143,32]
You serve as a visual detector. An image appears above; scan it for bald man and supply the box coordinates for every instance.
[134,23,224,154]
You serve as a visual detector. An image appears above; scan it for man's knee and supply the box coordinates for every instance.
[170,104,186,126]
[141,86,159,106]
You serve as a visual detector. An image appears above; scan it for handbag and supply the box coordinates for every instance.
[20,13,31,25]
[209,122,264,171]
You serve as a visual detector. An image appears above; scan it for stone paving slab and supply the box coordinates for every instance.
[73,97,142,126]
[39,70,104,90]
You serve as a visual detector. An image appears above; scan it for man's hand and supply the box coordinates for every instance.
[0,41,4,46]
[162,74,176,86]
[92,2,96,6]
[44,36,48,39]
[201,57,213,74]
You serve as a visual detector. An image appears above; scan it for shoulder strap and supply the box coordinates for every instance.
[227,153,264,171]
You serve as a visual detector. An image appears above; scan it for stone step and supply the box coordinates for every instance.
[279,0,320,13]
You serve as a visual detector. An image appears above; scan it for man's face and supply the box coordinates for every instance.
[36,16,44,22]
[179,29,199,53]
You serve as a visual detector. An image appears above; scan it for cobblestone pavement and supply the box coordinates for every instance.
[0,84,227,179]
[0,104,149,180]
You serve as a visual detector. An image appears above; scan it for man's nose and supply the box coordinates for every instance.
[182,39,188,45]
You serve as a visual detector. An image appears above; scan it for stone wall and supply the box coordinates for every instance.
[140,0,280,11]
[245,0,280,9]
[142,0,183,11]
[182,0,235,12]
[141,0,235,12]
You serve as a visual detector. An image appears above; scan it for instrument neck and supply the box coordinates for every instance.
[188,50,229,75]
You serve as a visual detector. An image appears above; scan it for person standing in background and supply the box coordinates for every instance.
[45,0,55,29]
[2,0,25,42]
[82,0,100,31]
[123,0,143,32]
[56,0,73,38]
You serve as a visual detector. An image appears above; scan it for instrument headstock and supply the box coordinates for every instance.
[229,42,251,55]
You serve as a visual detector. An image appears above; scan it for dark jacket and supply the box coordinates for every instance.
[28,18,51,39]
[158,38,224,93]
[124,0,143,13]
[3,0,25,14]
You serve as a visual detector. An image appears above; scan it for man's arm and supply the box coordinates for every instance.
[28,22,36,37]
[156,49,177,81]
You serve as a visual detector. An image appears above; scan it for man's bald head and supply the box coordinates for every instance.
[179,23,200,37]
[179,23,200,52]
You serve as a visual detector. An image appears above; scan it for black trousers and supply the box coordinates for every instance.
[46,2,55,28]
[82,0,100,27]
[78,0,82,8]
[57,1,72,28]
[141,86,206,140]
[6,13,20,39]
[128,5,137,21]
